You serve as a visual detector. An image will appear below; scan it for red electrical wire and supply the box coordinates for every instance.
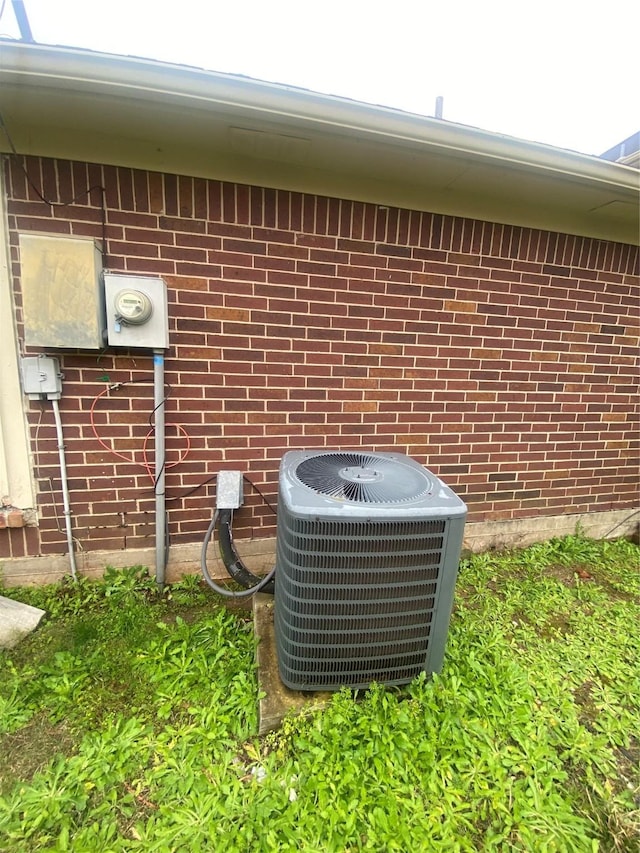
[89,383,191,483]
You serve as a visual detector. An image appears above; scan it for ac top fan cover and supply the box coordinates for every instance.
[274,450,467,691]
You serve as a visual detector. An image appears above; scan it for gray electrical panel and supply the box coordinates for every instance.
[19,234,104,349]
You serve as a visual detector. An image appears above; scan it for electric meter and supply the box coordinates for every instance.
[114,289,153,325]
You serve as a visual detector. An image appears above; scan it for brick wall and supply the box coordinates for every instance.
[3,155,639,560]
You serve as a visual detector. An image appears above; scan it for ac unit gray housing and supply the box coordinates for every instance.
[274,450,467,692]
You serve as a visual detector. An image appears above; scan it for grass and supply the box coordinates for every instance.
[0,535,638,852]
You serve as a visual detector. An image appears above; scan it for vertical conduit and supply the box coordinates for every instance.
[153,350,166,590]
[51,397,78,581]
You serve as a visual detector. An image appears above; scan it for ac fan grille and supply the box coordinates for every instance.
[294,452,433,504]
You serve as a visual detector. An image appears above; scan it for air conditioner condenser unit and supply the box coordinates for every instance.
[274,450,467,692]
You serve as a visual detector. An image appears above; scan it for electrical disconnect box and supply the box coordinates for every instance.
[21,355,62,400]
[216,471,244,510]
[103,274,169,350]
[18,234,104,349]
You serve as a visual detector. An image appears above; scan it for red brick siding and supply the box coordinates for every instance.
[3,155,639,557]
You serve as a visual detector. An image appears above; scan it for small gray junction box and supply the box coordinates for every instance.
[216,471,244,510]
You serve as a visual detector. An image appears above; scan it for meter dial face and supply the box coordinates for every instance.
[114,289,153,324]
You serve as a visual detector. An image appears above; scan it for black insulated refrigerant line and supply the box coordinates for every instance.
[201,509,275,598]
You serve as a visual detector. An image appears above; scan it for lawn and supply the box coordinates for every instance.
[0,534,638,852]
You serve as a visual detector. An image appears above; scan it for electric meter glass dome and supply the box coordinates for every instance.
[114,289,153,324]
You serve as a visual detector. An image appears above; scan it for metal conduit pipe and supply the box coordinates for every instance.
[51,397,78,581]
[153,350,166,590]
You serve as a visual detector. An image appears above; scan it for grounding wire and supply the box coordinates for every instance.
[600,508,640,540]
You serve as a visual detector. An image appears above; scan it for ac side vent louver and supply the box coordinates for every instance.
[274,450,467,692]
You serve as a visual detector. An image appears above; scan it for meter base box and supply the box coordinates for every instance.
[104,274,169,349]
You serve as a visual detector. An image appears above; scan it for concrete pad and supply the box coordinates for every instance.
[0,595,45,649]
[253,593,331,735]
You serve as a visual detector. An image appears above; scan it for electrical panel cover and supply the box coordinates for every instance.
[19,234,104,349]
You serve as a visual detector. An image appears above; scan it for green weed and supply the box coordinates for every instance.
[0,537,638,851]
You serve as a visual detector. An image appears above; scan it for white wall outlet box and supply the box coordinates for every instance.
[21,356,62,400]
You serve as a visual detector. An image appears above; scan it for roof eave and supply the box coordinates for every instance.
[1,41,638,244]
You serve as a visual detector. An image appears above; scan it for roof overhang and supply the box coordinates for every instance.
[1,41,638,244]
